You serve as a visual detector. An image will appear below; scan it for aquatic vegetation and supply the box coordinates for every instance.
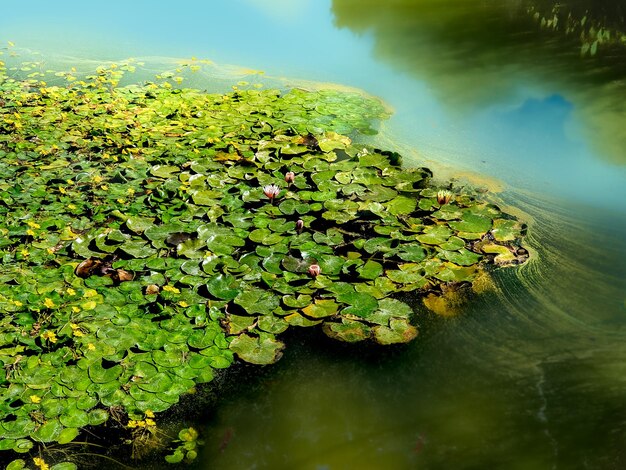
[0,56,526,466]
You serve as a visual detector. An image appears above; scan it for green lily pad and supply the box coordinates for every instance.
[336,291,378,318]
[301,299,340,319]
[491,218,523,242]
[449,212,492,234]
[229,333,285,365]
[373,319,418,345]
[416,225,453,245]
[234,288,281,315]
[323,319,371,342]
[30,419,63,442]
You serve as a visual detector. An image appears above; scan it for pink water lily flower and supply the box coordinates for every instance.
[262,184,280,200]
[308,264,321,277]
[285,171,296,184]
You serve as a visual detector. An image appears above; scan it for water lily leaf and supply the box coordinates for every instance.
[377,298,413,319]
[362,185,397,202]
[396,243,427,262]
[59,408,89,428]
[449,212,492,233]
[150,165,180,178]
[416,225,452,245]
[192,189,222,206]
[152,349,184,368]
[126,216,155,234]
[440,236,465,251]
[282,294,312,308]
[317,132,351,152]
[57,427,80,444]
[323,319,371,342]
[337,291,378,318]
[257,315,289,334]
[119,240,157,258]
[441,248,482,266]
[224,315,256,335]
[284,312,322,327]
[234,288,280,315]
[359,153,390,169]
[206,274,240,300]
[302,299,339,319]
[373,319,418,345]
[12,439,33,454]
[177,238,206,259]
[491,219,523,242]
[88,362,122,384]
[30,419,63,442]
[229,333,284,365]
[481,243,517,264]
[357,260,383,280]
[249,228,284,245]
[387,195,417,215]
[137,372,174,393]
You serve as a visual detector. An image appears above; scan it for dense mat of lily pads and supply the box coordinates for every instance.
[0,61,526,465]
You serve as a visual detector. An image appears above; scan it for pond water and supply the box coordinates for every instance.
[2,0,626,469]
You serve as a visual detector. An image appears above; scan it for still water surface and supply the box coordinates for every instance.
[2,1,626,468]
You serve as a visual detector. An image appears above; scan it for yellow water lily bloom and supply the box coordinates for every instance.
[162,285,180,294]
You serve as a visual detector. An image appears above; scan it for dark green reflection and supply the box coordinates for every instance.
[332,0,626,164]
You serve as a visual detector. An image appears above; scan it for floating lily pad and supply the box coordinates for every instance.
[322,319,371,342]
[373,319,418,345]
[229,333,285,365]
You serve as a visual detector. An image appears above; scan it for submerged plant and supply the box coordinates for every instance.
[0,53,527,466]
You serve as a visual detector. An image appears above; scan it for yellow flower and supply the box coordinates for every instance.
[20,249,29,257]
[30,395,41,404]
[101,184,109,191]
[117,198,126,204]
[59,187,67,194]
[43,298,55,309]
[127,187,135,195]
[92,175,103,183]
[71,306,81,313]
[162,285,180,294]
[26,229,35,236]
[87,343,96,351]
[66,288,76,296]
[41,330,57,343]
[12,300,23,307]
[145,418,156,427]
[27,220,41,229]
[145,410,155,418]
[70,323,85,337]
[46,248,55,255]
[33,457,50,470]
[67,204,77,210]
[178,301,189,308]
[66,179,73,185]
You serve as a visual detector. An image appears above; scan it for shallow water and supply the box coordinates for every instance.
[2,0,626,469]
